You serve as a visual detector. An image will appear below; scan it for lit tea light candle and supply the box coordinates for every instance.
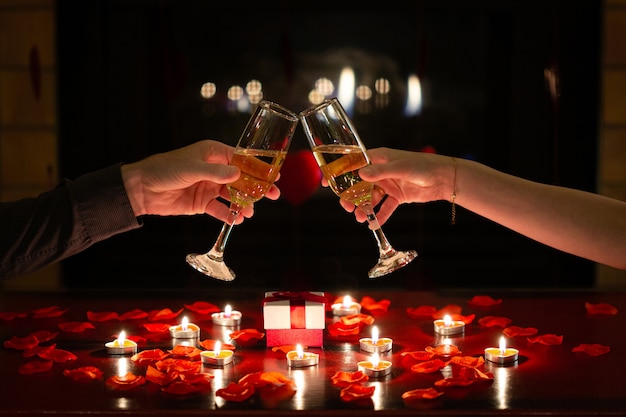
[359,326,392,353]
[331,295,361,316]
[433,314,465,336]
[211,304,242,326]
[169,316,200,338]
[286,344,319,368]
[105,331,137,355]
[201,340,234,366]
[485,336,519,365]
[357,352,392,378]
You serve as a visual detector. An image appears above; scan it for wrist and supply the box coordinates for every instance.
[450,157,457,225]
[121,163,146,216]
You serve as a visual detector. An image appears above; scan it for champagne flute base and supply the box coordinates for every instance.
[186,253,236,281]
[368,250,418,279]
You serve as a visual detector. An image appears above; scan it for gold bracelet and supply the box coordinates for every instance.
[450,157,457,226]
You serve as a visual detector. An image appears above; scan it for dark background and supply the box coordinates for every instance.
[56,0,601,292]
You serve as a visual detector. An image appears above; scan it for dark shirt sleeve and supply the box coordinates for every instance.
[0,163,142,280]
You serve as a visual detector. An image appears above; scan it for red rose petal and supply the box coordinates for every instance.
[239,371,292,387]
[459,366,494,380]
[360,296,390,315]
[340,313,375,326]
[257,381,297,408]
[105,373,146,391]
[18,360,53,374]
[31,306,68,318]
[161,372,213,396]
[229,328,265,346]
[0,311,27,320]
[58,321,96,333]
[330,371,369,387]
[4,335,39,350]
[145,365,176,386]
[402,387,444,402]
[340,383,376,402]
[142,323,172,333]
[87,311,119,322]
[131,348,170,366]
[434,377,477,388]
[328,321,360,338]
[126,335,146,346]
[426,344,462,357]
[411,359,448,373]
[43,348,77,363]
[184,301,220,315]
[155,358,201,375]
[434,367,494,388]
[503,326,538,337]
[572,343,610,356]
[148,308,184,321]
[238,372,263,387]
[63,366,104,382]
[30,330,59,343]
[271,345,304,355]
[406,305,437,319]
[23,343,56,358]
[119,308,149,320]
[527,334,563,345]
[467,295,502,308]
[585,302,618,316]
[198,339,236,351]
[400,350,436,366]
[448,355,485,368]
[455,313,476,324]
[478,316,512,328]
[216,382,256,402]
[169,345,202,360]
[257,371,294,386]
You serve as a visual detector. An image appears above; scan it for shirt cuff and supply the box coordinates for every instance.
[67,163,142,243]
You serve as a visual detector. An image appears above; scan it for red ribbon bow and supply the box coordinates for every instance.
[263,291,326,305]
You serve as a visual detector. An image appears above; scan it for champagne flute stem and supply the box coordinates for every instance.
[207,207,240,261]
[362,205,396,259]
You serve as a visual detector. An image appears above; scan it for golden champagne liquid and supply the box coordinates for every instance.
[311,144,373,206]
[228,148,287,207]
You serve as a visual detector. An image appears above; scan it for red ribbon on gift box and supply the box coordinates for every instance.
[263,291,327,304]
[264,292,326,330]
[290,299,305,329]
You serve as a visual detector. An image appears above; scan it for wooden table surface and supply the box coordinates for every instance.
[1,288,625,416]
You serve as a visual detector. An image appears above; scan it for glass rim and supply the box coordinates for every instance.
[257,100,299,121]
[298,97,339,118]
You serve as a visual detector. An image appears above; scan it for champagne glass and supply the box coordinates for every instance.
[300,98,417,279]
[186,100,299,281]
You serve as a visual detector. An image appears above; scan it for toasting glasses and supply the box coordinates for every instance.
[300,98,417,279]
[186,100,299,281]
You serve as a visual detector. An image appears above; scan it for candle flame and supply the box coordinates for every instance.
[214,340,222,356]
[443,315,452,327]
[181,316,189,331]
[371,352,380,368]
[342,295,352,308]
[296,344,304,359]
[224,305,232,318]
[371,326,379,344]
[499,336,507,355]
[116,331,126,346]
